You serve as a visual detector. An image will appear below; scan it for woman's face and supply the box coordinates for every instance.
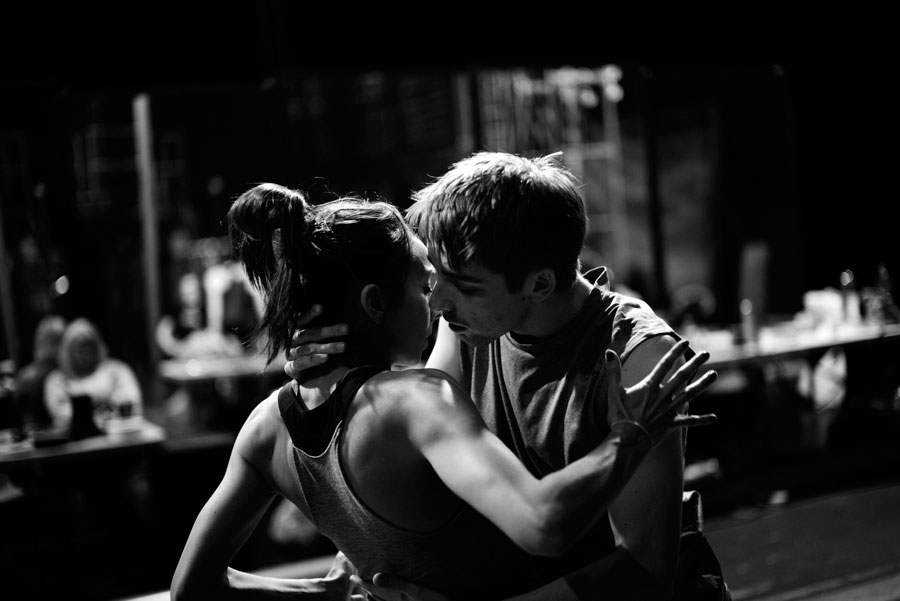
[70,337,100,376]
[381,236,438,368]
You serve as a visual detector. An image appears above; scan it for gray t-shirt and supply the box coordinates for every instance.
[458,267,681,573]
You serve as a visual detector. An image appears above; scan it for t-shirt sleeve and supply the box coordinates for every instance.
[613,294,687,362]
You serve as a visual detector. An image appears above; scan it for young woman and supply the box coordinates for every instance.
[171,183,716,600]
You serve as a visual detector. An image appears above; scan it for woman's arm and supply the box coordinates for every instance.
[43,370,71,427]
[171,399,355,600]
[398,339,714,558]
[107,360,144,409]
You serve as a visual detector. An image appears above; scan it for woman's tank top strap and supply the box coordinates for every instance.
[278,365,385,456]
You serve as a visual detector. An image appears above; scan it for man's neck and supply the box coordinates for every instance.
[511,274,593,340]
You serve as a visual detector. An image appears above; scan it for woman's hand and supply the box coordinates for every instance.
[606,339,718,447]
[349,573,452,601]
[283,304,350,379]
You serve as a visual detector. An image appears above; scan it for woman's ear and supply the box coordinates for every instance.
[360,284,389,323]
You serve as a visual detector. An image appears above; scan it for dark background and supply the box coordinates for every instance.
[1,4,899,600]
[1,0,895,377]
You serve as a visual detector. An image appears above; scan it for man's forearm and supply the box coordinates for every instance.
[535,425,651,554]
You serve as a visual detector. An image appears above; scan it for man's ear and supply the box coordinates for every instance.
[525,268,556,303]
[360,284,389,323]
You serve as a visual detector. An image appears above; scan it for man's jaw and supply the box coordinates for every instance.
[446,321,466,333]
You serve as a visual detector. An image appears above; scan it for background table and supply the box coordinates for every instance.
[0,418,166,470]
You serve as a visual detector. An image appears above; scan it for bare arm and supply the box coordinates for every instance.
[171,399,355,600]
[403,339,712,558]
[43,370,71,427]
[363,337,714,601]
[423,318,462,382]
[534,335,695,601]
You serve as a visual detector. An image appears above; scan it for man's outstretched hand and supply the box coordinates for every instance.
[606,339,718,447]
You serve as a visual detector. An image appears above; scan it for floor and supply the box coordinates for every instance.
[116,475,900,601]
[5,409,899,601]
[706,481,900,601]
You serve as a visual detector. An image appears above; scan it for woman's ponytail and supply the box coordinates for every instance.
[227,183,312,362]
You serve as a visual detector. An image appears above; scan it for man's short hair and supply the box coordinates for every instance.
[406,151,587,292]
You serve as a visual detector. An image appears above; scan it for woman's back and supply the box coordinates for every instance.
[268,366,548,600]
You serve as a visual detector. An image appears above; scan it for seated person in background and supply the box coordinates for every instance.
[156,271,245,360]
[171,184,716,600]
[13,314,67,431]
[44,317,143,431]
[203,258,265,353]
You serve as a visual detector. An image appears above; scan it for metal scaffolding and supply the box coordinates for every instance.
[475,66,629,271]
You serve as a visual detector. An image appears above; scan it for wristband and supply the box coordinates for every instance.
[611,419,653,447]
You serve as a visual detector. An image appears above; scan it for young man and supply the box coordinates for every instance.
[286,151,728,600]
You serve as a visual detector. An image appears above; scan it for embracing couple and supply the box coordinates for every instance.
[172,151,731,600]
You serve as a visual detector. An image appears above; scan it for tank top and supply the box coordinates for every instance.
[278,367,548,600]
[458,266,685,578]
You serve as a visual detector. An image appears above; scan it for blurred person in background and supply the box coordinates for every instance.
[13,314,66,432]
[44,317,143,432]
[171,183,715,600]
[203,255,265,352]
[156,270,245,360]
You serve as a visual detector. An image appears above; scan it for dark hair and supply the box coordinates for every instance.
[227,183,414,365]
[57,318,107,378]
[407,151,586,292]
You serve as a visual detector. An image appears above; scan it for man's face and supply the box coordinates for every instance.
[427,250,530,346]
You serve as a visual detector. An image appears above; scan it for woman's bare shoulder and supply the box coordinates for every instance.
[357,368,474,426]
[361,368,459,399]
[234,389,287,465]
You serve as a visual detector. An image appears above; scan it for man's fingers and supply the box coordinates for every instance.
[283,354,328,378]
[672,413,717,428]
[645,339,691,389]
[671,370,718,409]
[287,341,346,360]
[662,351,711,399]
[294,303,323,327]
[290,323,349,346]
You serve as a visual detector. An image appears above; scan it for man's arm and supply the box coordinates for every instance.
[550,335,690,601]
[171,400,355,600]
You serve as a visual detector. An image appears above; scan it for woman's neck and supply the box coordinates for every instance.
[296,364,351,410]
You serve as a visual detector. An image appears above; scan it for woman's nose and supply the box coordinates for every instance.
[429,305,442,322]
[429,280,451,314]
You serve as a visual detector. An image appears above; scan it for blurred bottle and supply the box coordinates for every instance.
[739,298,758,344]
[839,269,862,325]
[68,394,103,441]
[877,262,893,296]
